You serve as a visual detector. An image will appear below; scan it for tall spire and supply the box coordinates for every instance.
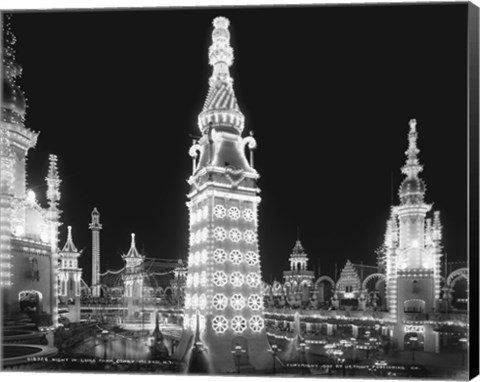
[198,17,244,135]
[398,119,426,204]
[46,154,61,208]
[124,233,142,259]
[401,119,423,179]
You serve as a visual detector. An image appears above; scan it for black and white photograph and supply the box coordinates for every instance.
[0,1,478,379]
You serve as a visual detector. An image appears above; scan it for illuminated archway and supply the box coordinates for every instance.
[314,276,335,303]
[447,268,468,288]
[361,273,386,290]
[314,276,335,289]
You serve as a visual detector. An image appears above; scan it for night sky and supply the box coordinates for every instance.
[6,3,468,284]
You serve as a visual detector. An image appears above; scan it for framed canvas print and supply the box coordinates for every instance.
[1,1,479,380]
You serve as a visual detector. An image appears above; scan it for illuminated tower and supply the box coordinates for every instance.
[58,226,82,322]
[183,17,270,372]
[121,233,145,318]
[385,119,443,352]
[89,207,102,297]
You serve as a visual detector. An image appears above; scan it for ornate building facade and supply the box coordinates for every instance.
[262,120,468,355]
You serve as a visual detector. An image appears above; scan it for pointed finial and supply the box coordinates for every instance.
[401,118,423,179]
[208,16,234,86]
[131,233,136,248]
[409,118,417,132]
[61,225,78,253]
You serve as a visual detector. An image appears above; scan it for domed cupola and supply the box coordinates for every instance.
[399,119,427,205]
[2,14,27,125]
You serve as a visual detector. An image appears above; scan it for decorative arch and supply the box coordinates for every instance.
[314,276,335,289]
[375,278,386,290]
[362,273,386,290]
[446,268,468,287]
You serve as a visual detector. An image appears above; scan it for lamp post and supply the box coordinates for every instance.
[297,341,309,375]
[101,330,109,361]
[409,336,418,364]
[231,343,245,374]
[459,337,468,367]
[269,343,281,375]
[342,340,353,363]
[350,337,357,363]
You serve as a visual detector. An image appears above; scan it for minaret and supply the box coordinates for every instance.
[46,154,62,326]
[385,119,443,353]
[121,233,145,319]
[182,17,270,373]
[89,207,102,297]
[58,226,82,322]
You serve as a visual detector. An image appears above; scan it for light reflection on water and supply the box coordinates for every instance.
[94,337,152,361]
[73,330,177,361]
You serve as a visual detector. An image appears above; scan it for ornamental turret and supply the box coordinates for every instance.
[122,233,144,308]
[283,230,314,286]
[58,226,82,322]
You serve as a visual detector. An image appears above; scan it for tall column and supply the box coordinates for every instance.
[89,207,102,297]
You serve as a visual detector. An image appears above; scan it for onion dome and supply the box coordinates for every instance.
[198,17,245,135]
[399,177,426,201]
[399,119,426,204]
[2,14,27,124]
